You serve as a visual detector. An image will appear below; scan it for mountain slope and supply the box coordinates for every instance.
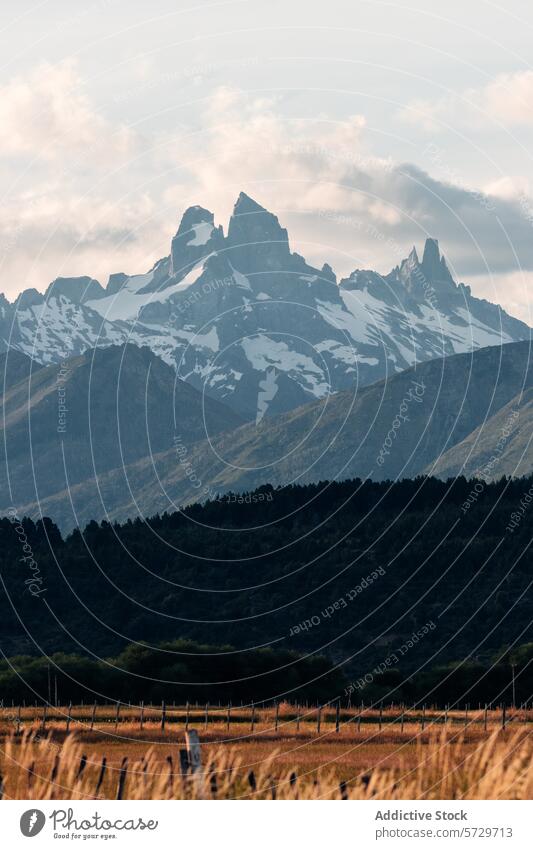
[429,387,533,480]
[1,193,529,421]
[10,340,532,529]
[0,350,41,391]
[0,344,242,514]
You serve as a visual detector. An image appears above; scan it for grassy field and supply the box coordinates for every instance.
[0,703,531,799]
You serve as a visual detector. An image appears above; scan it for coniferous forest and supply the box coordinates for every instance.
[1,475,531,706]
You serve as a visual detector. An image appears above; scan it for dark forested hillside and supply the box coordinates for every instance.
[1,475,531,705]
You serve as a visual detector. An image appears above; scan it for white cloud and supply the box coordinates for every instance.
[159,87,389,223]
[0,76,532,328]
[0,61,158,298]
[401,70,533,131]
[0,61,134,162]
[470,269,533,326]
[483,71,533,126]
[159,91,533,276]
[484,175,532,201]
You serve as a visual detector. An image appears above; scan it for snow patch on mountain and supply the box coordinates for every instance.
[242,335,330,397]
[187,221,214,246]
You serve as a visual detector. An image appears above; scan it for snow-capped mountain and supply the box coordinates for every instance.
[0,193,529,420]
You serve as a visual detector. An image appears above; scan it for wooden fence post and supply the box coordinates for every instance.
[41,704,47,732]
[379,703,383,731]
[114,701,120,731]
[76,754,87,782]
[95,757,107,796]
[185,728,203,797]
[186,701,190,731]
[205,703,209,730]
[90,701,97,732]
[317,705,322,734]
[251,702,255,732]
[275,701,279,732]
[335,700,340,733]
[179,749,190,778]
[185,729,202,773]
[139,701,144,730]
[484,704,488,732]
[116,757,128,799]
[226,703,231,731]
[161,700,166,732]
[166,755,174,794]
[66,702,72,734]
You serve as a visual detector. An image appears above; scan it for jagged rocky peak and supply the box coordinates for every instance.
[44,276,105,304]
[170,204,223,277]
[15,288,45,309]
[321,262,337,283]
[340,269,384,291]
[407,245,419,267]
[339,269,400,306]
[226,192,291,272]
[421,237,454,285]
[394,238,456,299]
[105,272,129,296]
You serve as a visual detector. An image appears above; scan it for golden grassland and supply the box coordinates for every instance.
[0,703,531,800]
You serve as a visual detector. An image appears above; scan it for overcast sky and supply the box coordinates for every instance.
[1,0,533,322]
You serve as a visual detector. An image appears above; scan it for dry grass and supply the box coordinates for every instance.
[0,703,531,799]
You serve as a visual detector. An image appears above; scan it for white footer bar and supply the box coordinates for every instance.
[3,800,530,847]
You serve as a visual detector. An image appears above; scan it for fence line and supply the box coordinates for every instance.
[0,702,529,738]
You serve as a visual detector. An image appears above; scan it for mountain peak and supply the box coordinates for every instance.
[421,237,454,285]
[176,204,215,234]
[395,238,456,297]
[233,192,266,214]
[45,276,105,305]
[226,192,290,272]
[170,204,222,279]
[422,237,440,266]
[15,288,45,309]
[408,246,419,263]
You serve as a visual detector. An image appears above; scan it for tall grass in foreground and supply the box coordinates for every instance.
[1,729,532,800]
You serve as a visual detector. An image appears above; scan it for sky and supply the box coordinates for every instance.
[1,0,533,323]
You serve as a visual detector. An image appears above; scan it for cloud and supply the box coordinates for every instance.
[0,77,531,326]
[159,90,533,283]
[0,61,159,298]
[159,87,388,221]
[400,70,533,131]
[0,61,134,163]
[483,71,533,126]
[470,269,532,326]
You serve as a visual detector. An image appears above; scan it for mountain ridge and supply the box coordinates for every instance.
[5,339,531,530]
[0,192,529,422]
